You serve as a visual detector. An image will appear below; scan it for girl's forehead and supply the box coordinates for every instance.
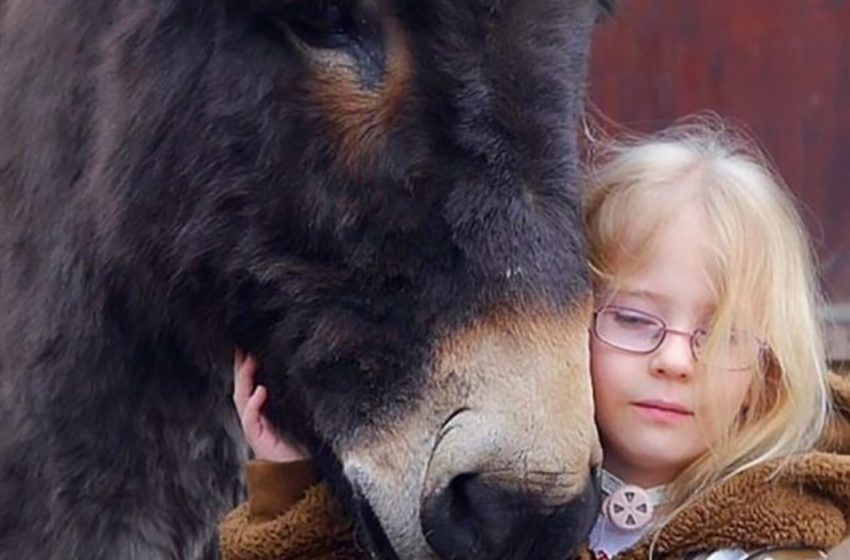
[609,217,719,307]
[601,261,719,326]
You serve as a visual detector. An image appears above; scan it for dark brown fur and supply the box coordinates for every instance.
[0,1,611,558]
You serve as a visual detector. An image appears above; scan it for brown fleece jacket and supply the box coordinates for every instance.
[218,461,361,560]
[219,373,850,560]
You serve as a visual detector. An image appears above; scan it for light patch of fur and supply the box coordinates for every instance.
[343,295,600,557]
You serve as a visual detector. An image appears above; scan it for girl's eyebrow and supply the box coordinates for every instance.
[615,288,668,304]
[616,288,716,316]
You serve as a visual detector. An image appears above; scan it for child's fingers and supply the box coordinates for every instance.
[232,353,258,416]
[240,386,265,438]
[243,385,268,431]
[250,385,269,412]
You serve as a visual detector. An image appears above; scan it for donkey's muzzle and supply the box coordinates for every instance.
[420,470,601,560]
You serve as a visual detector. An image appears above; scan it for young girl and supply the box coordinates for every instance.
[220,121,850,560]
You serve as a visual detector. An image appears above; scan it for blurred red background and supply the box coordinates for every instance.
[588,0,850,361]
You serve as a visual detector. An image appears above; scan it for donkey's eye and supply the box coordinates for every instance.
[276,0,356,48]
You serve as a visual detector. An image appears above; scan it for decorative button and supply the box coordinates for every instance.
[603,484,654,531]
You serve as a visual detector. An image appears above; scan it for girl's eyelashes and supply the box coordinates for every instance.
[607,292,717,329]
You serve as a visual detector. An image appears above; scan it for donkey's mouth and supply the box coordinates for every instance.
[353,494,404,560]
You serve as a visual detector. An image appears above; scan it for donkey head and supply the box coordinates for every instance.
[96,0,609,557]
[241,2,608,558]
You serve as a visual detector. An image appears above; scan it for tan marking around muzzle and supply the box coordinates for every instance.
[425,296,601,503]
[340,295,600,557]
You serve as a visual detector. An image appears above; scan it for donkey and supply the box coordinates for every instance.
[0,1,611,558]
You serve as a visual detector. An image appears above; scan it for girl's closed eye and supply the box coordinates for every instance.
[611,308,658,329]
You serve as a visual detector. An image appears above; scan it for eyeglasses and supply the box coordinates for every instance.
[592,305,763,371]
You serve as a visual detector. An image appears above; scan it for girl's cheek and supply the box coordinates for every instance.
[696,374,753,440]
[589,336,608,368]
[718,371,754,412]
[589,346,608,385]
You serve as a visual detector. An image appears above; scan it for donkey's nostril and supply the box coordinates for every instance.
[421,473,511,558]
[421,471,599,560]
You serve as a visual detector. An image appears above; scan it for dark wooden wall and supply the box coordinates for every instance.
[588,0,850,359]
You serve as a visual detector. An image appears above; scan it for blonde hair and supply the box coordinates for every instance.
[582,116,831,526]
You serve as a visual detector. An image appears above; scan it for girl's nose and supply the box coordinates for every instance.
[650,331,696,379]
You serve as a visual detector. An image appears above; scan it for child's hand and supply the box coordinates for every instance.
[233,350,309,463]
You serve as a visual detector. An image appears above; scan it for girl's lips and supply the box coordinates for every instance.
[633,400,693,414]
[631,400,694,422]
